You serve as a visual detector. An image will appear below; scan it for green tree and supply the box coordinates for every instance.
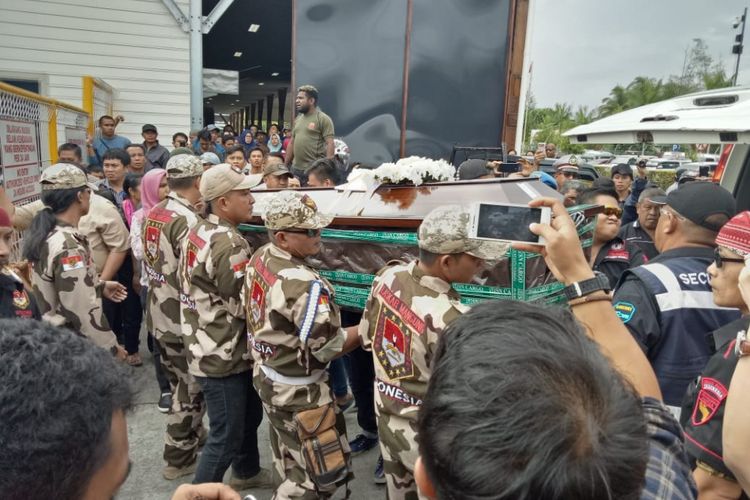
[703,64,734,89]
[625,76,664,108]
[683,38,713,85]
[595,38,731,119]
[523,101,592,154]
[660,77,700,99]
[573,105,595,125]
[599,85,628,117]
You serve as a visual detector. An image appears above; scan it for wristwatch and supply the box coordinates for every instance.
[563,272,611,301]
[735,330,750,358]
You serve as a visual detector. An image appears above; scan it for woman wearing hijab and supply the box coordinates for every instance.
[130,169,173,390]
[131,168,168,277]
[240,129,257,153]
[268,133,283,153]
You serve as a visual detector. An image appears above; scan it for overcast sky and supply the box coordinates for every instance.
[528,0,750,109]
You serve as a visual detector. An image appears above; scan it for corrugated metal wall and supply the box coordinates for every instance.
[0,0,191,143]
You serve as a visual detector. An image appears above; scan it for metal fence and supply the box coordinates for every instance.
[0,82,90,261]
[83,76,114,136]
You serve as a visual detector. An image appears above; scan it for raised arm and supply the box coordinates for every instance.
[514,197,662,400]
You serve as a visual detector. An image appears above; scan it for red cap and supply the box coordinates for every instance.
[0,208,11,228]
[716,210,750,257]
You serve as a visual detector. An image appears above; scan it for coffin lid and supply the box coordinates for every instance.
[251,177,561,229]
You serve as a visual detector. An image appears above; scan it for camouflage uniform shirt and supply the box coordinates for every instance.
[179,213,253,378]
[245,243,347,411]
[15,195,130,273]
[359,260,468,422]
[31,223,117,349]
[143,192,202,344]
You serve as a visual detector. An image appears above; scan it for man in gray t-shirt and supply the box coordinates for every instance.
[285,85,335,183]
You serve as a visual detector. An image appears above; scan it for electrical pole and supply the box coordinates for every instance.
[732,7,747,86]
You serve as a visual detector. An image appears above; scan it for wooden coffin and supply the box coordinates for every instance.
[240,178,596,310]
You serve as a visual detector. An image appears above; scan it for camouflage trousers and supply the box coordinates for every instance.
[378,413,424,500]
[158,339,206,467]
[263,401,352,500]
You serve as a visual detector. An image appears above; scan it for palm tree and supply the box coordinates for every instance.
[599,85,628,117]
[549,103,573,133]
[625,77,663,108]
[573,105,595,125]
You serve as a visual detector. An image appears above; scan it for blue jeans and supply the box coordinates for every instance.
[328,357,349,397]
[193,371,263,483]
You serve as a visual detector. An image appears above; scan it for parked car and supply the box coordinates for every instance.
[580,150,613,163]
[599,155,639,166]
[697,153,719,163]
[645,158,693,169]
[563,86,750,209]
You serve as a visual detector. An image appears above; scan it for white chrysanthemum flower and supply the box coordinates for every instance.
[366,156,457,186]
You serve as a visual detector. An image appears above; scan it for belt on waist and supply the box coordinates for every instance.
[260,364,324,386]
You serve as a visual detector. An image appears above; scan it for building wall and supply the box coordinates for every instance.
[0,0,191,145]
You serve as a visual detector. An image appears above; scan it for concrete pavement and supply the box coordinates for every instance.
[117,338,384,499]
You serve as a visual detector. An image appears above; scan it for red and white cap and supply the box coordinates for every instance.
[716,210,750,258]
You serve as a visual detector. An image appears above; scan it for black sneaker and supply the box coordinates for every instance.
[373,454,386,485]
[349,434,378,455]
[157,392,172,414]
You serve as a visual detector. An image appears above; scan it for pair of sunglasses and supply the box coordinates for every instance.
[602,206,623,218]
[714,247,745,269]
[280,228,321,238]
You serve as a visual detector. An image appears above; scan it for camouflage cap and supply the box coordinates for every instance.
[264,191,334,230]
[262,162,293,177]
[170,147,195,158]
[418,205,509,260]
[199,163,263,201]
[167,154,204,179]
[41,163,88,191]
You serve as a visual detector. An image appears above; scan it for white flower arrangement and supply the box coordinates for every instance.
[346,156,456,187]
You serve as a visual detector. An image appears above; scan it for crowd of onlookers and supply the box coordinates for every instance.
[4,99,750,500]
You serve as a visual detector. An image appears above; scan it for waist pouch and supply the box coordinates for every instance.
[294,404,348,489]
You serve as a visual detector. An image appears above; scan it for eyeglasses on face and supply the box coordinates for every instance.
[713,247,745,269]
[602,206,623,218]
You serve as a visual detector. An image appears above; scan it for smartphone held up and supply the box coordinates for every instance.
[468,202,550,246]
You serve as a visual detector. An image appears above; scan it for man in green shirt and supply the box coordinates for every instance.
[285,85,335,185]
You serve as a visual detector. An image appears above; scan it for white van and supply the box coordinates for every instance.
[563,86,750,210]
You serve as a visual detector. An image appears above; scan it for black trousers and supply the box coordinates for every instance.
[341,309,377,435]
[103,256,142,354]
[140,285,171,393]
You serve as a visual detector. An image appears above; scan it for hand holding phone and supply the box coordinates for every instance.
[469,202,550,245]
[511,198,592,284]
